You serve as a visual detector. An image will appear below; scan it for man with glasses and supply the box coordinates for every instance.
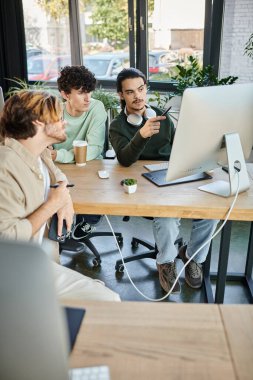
[110,68,218,295]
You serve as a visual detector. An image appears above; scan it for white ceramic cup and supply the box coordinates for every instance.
[73,140,88,166]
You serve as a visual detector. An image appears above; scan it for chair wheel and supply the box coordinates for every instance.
[117,237,123,246]
[131,240,139,249]
[117,264,124,273]
[92,258,101,267]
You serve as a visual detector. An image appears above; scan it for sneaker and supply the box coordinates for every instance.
[178,246,203,289]
[156,262,181,294]
[72,221,96,240]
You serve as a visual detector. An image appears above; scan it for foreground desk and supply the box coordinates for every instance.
[67,300,253,380]
[59,161,253,303]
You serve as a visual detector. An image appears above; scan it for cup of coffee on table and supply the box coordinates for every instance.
[73,140,88,166]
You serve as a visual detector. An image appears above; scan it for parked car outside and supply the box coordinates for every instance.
[148,50,173,74]
[83,52,129,80]
[28,51,176,82]
[26,45,49,59]
[83,51,172,79]
[27,54,71,81]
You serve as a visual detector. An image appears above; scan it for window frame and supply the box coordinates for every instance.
[27,0,223,92]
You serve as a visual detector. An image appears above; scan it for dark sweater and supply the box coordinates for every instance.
[109,106,175,167]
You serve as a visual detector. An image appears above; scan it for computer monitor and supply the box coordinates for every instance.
[166,83,253,197]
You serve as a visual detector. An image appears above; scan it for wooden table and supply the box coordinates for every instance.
[59,160,253,220]
[66,300,253,380]
[59,160,253,303]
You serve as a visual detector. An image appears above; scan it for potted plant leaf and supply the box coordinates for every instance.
[122,178,137,194]
[171,56,238,97]
[5,77,59,98]
[244,32,253,59]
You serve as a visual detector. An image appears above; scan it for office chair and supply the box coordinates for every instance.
[115,217,183,272]
[59,118,123,266]
[59,230,123,267]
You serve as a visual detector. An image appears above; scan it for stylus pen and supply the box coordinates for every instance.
[161,105,172,116]
[50,183,75,188]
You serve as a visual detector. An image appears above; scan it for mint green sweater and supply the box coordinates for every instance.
[54,99,107,163]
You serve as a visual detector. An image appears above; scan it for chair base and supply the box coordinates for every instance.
[59,239,86,254]
[60,232,123,267]
[115,237,183,272]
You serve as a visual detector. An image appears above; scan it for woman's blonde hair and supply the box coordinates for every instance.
[0,90,62,139]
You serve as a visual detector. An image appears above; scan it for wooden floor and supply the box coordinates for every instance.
[61,216,252,304]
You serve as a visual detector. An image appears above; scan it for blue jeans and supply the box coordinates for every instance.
[153,217,219,264]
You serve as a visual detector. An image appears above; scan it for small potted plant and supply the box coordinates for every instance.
[122,178,137,194]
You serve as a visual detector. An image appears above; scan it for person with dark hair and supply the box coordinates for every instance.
[51,65,107,163]
[0,90,120,302]
[50,65,108,238]
[110,68,218,295]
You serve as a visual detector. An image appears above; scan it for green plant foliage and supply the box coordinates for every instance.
[244,33,253,59]
[36,0,68,19]
[89,0,128,49]
[5,78,59,98]
[172,56,238,96]
[5,78,60,99]
[149,90,174,111]
[123,178,137,186]
[36,0,88,20]
[91,88,120,115]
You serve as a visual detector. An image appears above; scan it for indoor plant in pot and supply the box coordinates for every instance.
[122,178,137,194]
[171,55,238,97]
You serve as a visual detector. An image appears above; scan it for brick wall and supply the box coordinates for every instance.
[219,0,253,83]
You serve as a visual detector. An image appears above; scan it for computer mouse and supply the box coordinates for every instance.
[98,170,109,179]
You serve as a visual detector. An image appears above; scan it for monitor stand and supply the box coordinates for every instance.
[198,133,250,197]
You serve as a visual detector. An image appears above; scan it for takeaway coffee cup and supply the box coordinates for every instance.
[73,140,88,166]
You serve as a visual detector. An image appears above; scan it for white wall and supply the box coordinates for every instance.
[219,0,253,83]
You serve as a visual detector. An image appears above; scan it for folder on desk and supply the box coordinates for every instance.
[64,307,86,351]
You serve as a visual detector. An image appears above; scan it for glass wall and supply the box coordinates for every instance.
[22,0,207,88]
[148,0,205,82]
[23,0,71,81]
[78,0,130,81]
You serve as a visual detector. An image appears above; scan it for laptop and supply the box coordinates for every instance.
[0,240,110,380]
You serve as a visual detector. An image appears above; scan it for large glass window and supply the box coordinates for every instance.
[23,0,71,81]
[148,0,205,82]
[78,0,130,81]
[22,0,207,88]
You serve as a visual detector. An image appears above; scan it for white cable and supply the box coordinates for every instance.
[104,170,240,301]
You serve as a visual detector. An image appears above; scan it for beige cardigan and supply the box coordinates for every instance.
[0,138,67,241]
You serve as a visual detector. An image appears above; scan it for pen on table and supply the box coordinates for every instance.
[50,184,75,188]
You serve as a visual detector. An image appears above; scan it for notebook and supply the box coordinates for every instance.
[0,240,110,380]
[65,307,86,351]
